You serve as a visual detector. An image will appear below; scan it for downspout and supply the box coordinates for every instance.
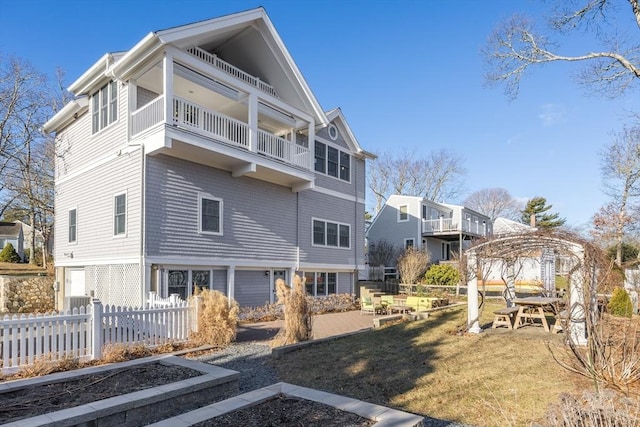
[353,155,359,294]
[296,192,300,272]
[140,143,146,305]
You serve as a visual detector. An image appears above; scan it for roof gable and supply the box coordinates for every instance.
[0,222,22,238]
[325,108,375,159]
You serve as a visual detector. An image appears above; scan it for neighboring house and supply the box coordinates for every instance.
[0,222,24,261]
[15,220,46,254]
[366,195,491,265]
[43,8,374,309]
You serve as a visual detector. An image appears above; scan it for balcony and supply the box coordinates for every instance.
[422,218,487,237]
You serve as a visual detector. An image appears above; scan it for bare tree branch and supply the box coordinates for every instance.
[484,1,640,99]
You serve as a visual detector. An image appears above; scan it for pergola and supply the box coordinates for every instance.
[465,230,607,345]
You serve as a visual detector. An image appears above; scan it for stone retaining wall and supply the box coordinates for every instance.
[0,275,55,314]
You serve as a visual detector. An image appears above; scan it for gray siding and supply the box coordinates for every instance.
[337,272,353,294]
[55,84,129,180]
[145,155,298,261]
[316,126,350,150]
[212,270,227,294]
[235,270,270,307]
[298,190,363,266]
[367,203,419,259]
[55,150,143,262]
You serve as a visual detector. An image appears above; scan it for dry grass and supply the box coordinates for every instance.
[272,301,596,427]
[271,275,312,347]
[102,343,152,363]
[190,288,239,347]
[0,261,48,276]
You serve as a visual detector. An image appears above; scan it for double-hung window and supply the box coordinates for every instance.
[114,193,126,236]
[92,81,118,133]
[200,194,223,235]
[398,205,409,222]
[314,141,350,182]
[68,208,77,243]
[312,219,350,249]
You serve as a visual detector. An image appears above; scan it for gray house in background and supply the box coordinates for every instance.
[43,8,374,308]
[367,195,491,265]
[0,222,24,261]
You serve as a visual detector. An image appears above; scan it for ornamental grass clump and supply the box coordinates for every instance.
[190,288,239,347]
[271,275,312,347]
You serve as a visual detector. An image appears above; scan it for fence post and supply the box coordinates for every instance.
[191,295,202,334]
[91,298,103,360]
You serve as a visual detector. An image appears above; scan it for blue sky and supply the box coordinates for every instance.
[1,0,637,228]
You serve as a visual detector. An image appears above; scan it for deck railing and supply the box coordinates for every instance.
[257,130,310,169]
[173,97,250,149]
[187,46,279,98]
[131,95,165,136]
[130,96,310,170]
[422,218,487,236]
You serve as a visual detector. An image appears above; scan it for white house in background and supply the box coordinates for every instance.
[43,8,374,309]
[366,195,491,264]
[0,222,24,261]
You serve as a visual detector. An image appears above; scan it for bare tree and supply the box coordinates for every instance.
[368,149,466,213]
[596,122,640,266]
[0,54,63,264]
[484,1,640,99]
[463,188,522,222]
[367,239,397,267]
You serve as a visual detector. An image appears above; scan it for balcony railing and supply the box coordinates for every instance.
[187,47,279,98]
[131,95,165,136]
[130,95,310,170]
[257,130,310,169]
[173,97,250,149]
[422,218,488,236]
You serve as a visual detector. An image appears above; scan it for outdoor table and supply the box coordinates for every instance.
[513,297,564,332]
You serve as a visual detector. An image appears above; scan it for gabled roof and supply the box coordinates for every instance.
[493,217,534,235]
[0,222,22,238]
[54,8,327,132]
[325,108,376,159]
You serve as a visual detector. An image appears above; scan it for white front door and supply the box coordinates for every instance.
[67,268,85,296]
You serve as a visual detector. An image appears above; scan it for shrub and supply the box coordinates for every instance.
[0,243,21,263]
[425,264,461,288]
[190,288,239,347]
[608,287,633,318]
[397,247,429,284]
[271,275,312,347]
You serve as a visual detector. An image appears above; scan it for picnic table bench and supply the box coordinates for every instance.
[492,306,520,329]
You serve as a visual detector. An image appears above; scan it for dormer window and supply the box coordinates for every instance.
[92,81,118,134]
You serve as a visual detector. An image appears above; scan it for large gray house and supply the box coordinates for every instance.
[44,8,374,309]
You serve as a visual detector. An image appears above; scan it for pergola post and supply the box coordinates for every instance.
[467,254,482,334]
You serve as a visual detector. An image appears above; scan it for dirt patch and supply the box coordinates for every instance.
[0,362,201,424]
[193,393,376,426]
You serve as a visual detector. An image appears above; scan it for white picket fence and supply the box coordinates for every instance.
[0,297,195,374]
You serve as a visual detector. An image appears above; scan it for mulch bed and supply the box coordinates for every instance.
[193,393,376,427]
[0,362,201,424]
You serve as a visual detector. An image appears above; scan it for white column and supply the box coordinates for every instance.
[248,93,258,152]
[163,52,174,126]
[307,121,315,170]
[467,254,482,334]
[227,266,236,305]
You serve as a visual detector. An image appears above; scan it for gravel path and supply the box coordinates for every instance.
[192,342,279,393]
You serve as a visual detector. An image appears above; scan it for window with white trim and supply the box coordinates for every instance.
[92,81,118,133]
[303,271,337,296]
[114,193,126,236]
[398,205,409,222]
[312,219,350,248]
[314,141,351,182]
[199,194,223,235]
[404,238,414,249]
[68,208,77,243]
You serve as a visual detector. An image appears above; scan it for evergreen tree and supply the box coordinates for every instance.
[520,196,566,229]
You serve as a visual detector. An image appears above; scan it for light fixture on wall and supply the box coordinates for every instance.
[63,252,74,258]
[264,270,270,276]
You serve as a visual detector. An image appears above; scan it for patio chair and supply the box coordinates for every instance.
[360,297,381,315]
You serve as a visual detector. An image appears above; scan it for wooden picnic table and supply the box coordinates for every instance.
[513,297,564,332]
